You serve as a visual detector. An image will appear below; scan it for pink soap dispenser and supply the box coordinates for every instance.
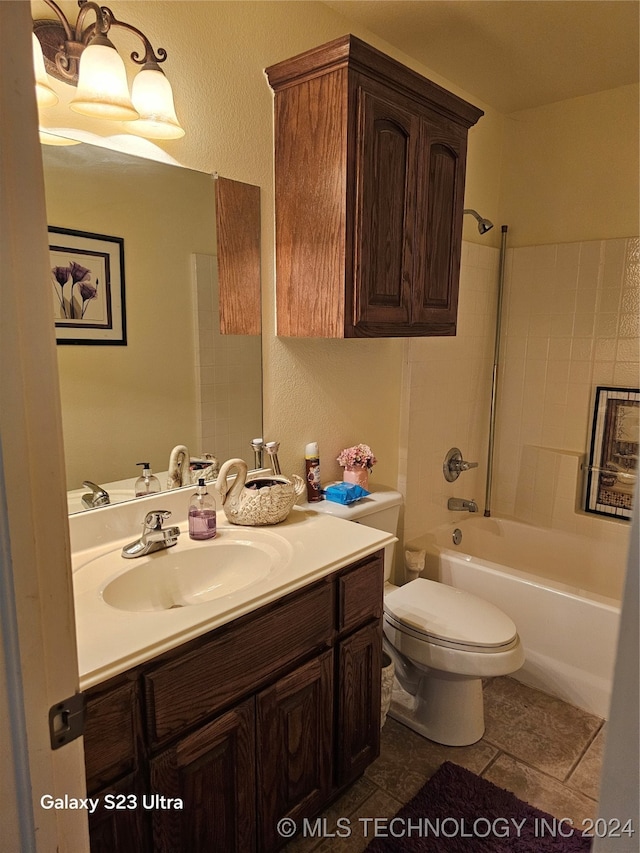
[188,478,217,540]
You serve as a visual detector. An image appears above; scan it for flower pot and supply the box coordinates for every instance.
[343,466,369,490]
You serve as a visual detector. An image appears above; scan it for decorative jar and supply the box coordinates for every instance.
[343,465,369,490]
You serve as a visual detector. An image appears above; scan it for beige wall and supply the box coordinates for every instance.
[401,241,499,547]
[34,0,504,491]
[500,84,640,246]
[34,3,638,581]
[44,147,215,487]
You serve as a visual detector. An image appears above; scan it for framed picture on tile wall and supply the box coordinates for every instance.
[49,226,127,345]
[584,386,639,520]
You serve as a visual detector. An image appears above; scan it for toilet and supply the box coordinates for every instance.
[305,485,524,746]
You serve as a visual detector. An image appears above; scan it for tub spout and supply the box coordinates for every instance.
[448,497,478,513]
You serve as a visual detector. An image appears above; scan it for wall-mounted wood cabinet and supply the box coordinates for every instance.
[266,35,483,338]
[83,551,384,853]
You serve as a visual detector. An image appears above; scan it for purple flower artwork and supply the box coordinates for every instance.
[48,227,126,345]
[51,261,98,320]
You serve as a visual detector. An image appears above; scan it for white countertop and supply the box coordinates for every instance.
[72,504,394,690]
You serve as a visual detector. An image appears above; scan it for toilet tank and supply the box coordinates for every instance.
[299,485,403,581]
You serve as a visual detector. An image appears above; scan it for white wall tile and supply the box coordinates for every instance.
[490,237,638,554]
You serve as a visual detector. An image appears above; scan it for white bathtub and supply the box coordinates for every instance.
[418,517,624,719]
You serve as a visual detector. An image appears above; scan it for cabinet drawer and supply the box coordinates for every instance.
[337,552,383,634]
[84,679,139,793]
[145,581,334,745]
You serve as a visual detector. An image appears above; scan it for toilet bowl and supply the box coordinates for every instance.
[300,485,524,746]
[383,578,524,745]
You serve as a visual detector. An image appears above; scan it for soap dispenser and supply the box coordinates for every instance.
[135,462,161,496]
[189,478,217,540]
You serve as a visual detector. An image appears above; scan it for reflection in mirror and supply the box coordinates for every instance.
[41,140,262,513]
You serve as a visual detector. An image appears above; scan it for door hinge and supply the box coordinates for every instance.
[49,693,85,750]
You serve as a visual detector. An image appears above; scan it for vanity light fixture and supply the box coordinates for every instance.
[33,0,185,140]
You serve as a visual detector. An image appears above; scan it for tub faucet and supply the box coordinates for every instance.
[448,497,478,513]
[122,510,181,559]
[81,481,110,509]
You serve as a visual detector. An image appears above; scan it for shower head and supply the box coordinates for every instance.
[463,208,494,235]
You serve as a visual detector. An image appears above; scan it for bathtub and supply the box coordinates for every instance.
[417,517,625,719]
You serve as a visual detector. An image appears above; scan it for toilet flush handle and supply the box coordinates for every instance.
[443,448,478,482]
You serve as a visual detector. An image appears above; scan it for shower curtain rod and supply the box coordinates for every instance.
[484,224,509,517]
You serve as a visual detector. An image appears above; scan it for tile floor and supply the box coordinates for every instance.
[284,676,605,852]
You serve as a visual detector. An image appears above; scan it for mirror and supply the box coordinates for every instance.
[41,140,262,513]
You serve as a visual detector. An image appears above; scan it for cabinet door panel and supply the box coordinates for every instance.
[84,678,139,794]
[257,651,333,851]
[150,698,256,853]
[274,69,349,337]
[336,621,382,786]
[88,773,147,853]
[354,88,418,328]
[413,117,466,331]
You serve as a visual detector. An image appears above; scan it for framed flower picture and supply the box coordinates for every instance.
[584,386,639,520]
[49,226,126,345]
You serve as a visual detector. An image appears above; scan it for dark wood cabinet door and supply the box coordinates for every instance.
[336,621,382,787]
[257,650,334,851]
[412,113,467,332]
[88,774,147,853]
[150,698,256,853]
[84,677,139,794]
[353,86,419,331]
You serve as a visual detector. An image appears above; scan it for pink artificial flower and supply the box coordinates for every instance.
[337,444,377,471]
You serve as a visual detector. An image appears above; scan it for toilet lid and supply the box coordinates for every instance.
[384,578,518,650]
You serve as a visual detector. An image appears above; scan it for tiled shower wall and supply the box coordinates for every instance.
[401,238,638,575]
[492,237,639,539]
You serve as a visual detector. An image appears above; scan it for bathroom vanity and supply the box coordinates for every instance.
[69,498,393,852]
[266,35,483,338]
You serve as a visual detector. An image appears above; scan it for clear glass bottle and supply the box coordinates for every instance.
[188,478,217,540]
[135,462,161,496]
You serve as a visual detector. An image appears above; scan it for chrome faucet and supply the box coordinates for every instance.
[447,497,478,513]
[443,448,479,482]
[81,481,110,509]
[122,510,181,559]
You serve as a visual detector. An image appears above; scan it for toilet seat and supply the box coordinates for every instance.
[384,578,518,653]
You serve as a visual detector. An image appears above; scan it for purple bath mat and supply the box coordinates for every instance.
[365,762,592,852]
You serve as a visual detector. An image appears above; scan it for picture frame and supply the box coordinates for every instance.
[49,226,126,345]
[584,386,639,520]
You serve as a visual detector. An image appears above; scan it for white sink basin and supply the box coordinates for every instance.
[97,529,293,612]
